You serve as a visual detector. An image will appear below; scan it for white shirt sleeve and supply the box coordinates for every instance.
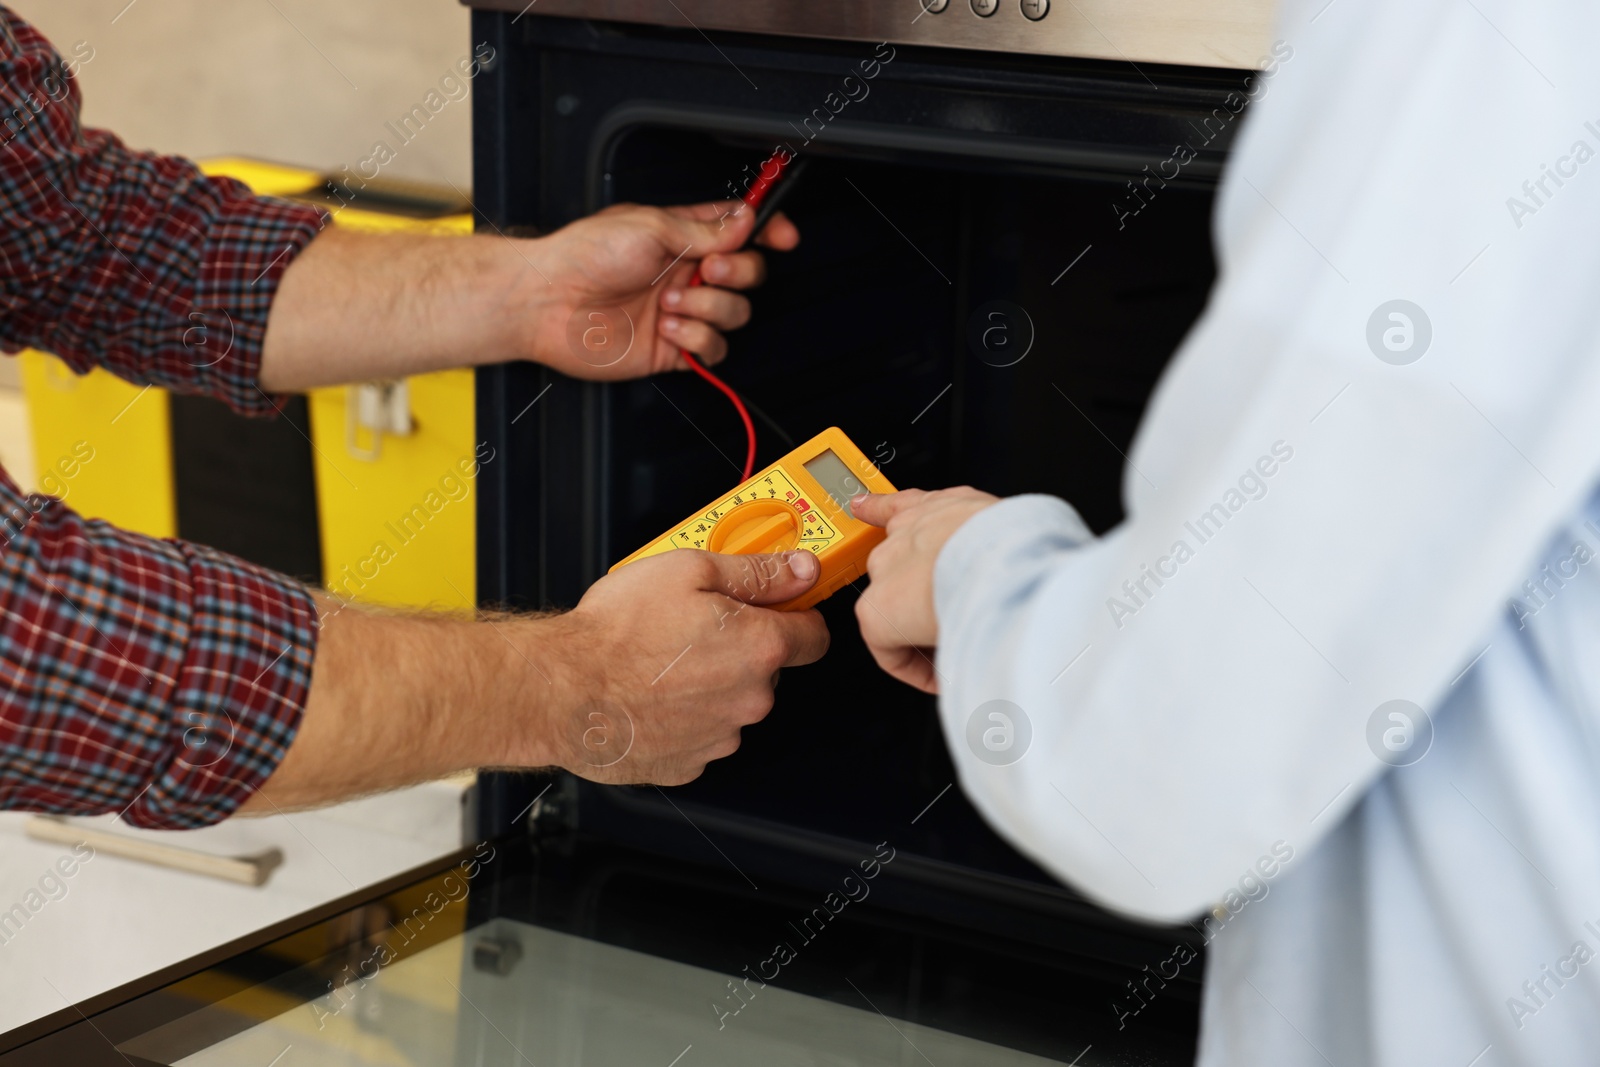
[932,0,1600,923]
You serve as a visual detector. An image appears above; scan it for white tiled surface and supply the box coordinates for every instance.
[0,779,470,1035]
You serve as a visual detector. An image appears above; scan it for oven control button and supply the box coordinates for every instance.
[971,0,999,16]
[1020,0,1049,19]
[918,0,950,12]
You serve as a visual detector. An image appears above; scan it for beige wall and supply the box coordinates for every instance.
[19,0,475,188]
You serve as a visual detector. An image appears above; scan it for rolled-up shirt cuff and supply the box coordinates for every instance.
[192,184,329,417]
[123,540,319,828]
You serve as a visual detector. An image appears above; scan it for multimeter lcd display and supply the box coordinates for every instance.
[803,449,865,519]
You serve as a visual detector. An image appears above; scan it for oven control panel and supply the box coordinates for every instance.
[610,427,897,612]
[460,0,1274,70]
[952,0,1044,18]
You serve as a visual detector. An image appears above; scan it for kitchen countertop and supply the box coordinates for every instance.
[0,778,471,1035]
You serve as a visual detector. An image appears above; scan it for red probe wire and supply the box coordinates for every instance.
[680,343,759,481]
[678,150,794,481]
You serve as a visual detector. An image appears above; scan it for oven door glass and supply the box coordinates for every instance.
[162,921,1065,1067]
[3,838,1197,1066]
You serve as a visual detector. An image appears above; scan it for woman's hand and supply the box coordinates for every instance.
[852,488,1001,693]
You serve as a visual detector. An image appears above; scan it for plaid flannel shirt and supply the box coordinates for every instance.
[0,8,327,828]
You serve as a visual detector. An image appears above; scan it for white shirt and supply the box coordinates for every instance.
[932,0,1600,1063]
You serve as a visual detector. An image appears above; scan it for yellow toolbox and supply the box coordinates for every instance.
[18,157,479,610]
[17,350,176,538]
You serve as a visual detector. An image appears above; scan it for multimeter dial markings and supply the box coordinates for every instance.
[800,513,835,542]
[664,468,844,556]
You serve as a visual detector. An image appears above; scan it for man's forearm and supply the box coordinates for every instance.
[237,594,559,813]
[259,228,545,392]
[234,548,831,815]
[258,200,800,391]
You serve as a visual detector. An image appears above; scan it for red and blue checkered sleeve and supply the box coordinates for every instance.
[0,467,319,828]
[0,10,328,417]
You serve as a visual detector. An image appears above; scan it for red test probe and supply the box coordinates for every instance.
[678,149,801,481]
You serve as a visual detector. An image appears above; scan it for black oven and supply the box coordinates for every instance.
[468,0,1267,1058]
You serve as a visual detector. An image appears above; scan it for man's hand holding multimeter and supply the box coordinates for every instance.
[549,546,829,786]
[561,427,888,784]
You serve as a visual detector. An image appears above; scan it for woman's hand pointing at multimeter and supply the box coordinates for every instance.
[853,488,1002,694]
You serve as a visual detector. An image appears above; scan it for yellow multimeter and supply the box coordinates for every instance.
[610,427,897,610]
